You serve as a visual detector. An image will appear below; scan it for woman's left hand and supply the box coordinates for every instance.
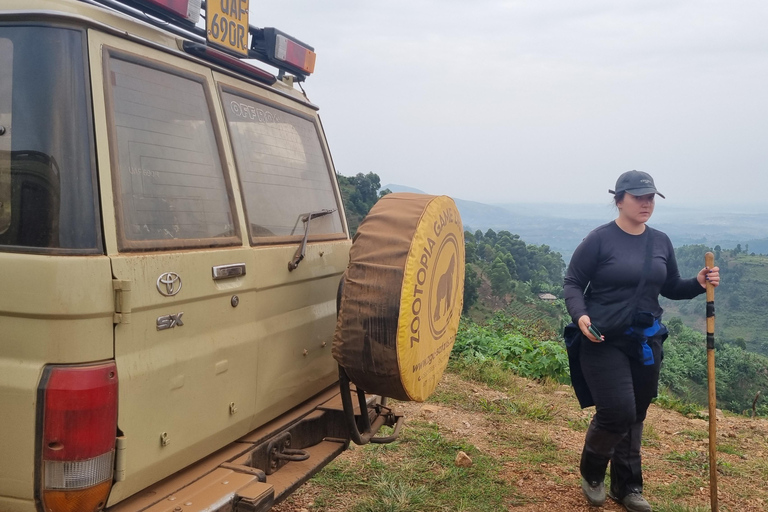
[697,266,720,288]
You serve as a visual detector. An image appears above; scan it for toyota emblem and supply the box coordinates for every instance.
[157,272,182,297]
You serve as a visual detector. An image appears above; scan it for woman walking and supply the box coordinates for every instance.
[563,170,720,511]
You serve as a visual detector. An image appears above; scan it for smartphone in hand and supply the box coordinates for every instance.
[588,324,602,340]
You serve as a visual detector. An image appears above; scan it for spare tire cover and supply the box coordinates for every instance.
[333,193,465,402]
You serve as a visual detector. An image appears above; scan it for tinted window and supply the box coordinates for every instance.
[221,90,344,240]
[0,26,100,253]
[106,54,238,250]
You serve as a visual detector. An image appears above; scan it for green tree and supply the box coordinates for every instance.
[464,231,478,264]
[489,257,513,297]
[463,264,480,313]
[481,244,495,263]
[666,317,684,337]
[336,172,391,235]
[502,253,518,280]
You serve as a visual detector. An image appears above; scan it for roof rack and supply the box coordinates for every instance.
[80,0,316,82]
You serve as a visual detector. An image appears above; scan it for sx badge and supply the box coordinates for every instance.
[157,312,184,331]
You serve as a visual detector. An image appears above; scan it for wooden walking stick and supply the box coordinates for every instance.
[705,252,718,511]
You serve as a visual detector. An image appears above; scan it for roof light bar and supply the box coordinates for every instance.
[250,28,316,79]
[86,1,318,81]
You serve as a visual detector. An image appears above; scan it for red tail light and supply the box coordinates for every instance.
[130,0,201,24]
[38,362,118,512]
[274,33,316,75]
[250,28,317,78]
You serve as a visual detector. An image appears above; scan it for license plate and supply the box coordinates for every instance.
[206,0,249,57]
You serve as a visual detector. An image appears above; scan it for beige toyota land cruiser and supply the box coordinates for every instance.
[0,1,464,511]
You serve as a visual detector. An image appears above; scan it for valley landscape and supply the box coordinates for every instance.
[385,184,768,262]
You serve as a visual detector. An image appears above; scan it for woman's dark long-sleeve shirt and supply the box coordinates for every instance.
[563,221,704,326]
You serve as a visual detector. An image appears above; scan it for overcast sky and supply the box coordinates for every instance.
[253,1,768,207]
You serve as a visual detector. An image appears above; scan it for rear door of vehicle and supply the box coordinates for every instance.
[89,31,258,504]
[212,71,350,423]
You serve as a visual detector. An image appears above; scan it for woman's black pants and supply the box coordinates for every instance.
[578,334,663,499]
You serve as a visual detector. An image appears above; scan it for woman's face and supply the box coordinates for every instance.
[617,192,655,225]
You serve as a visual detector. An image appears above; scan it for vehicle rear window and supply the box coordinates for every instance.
[105,52,239,250]
[0,26,100,253]
[220,89,344,242]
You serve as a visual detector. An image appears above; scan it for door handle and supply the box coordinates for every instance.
[212,263,246,280]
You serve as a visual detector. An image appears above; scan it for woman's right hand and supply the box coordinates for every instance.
[578,315,603,343]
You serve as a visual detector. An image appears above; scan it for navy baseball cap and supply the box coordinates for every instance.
[609,170,665,198]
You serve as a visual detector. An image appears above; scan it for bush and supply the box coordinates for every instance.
[452,312,570,383]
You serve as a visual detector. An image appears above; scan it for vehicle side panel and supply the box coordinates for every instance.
[0,253,113,505]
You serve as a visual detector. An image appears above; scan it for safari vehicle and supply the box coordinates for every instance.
[0,1,464,511]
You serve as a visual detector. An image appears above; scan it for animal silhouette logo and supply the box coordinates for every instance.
[433,254,456,322]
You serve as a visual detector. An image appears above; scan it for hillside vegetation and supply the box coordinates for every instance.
[664,245,768,357]
[456,312,768,418]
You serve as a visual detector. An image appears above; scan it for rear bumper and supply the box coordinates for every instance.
[107,385,351,512]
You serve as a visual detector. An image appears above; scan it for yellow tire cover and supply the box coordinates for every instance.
[333,193,464,402]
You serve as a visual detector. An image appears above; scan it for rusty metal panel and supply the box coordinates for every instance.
[139,469,271,512]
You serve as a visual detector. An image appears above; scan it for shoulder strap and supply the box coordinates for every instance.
[628,228,655,311]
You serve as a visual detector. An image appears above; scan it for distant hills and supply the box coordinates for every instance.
[383,184,768,261]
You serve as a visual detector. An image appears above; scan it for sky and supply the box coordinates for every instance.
[252,1,768,207]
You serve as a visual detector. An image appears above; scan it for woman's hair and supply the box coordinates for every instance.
[613,190,626,207]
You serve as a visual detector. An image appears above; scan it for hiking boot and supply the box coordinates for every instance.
[610,491,652,512]
[581,478,606,506]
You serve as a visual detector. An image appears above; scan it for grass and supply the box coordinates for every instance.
[642,423,661,448]
[717,460,739,477]
[509,398,558,421]
[567,414,591,432]
[429,386,473,409]
[664,450,709,473]
[512,432,564,467]
[649,476,706,502]
[447,358,521,391]
[438,361,557,421]
[662,450,740,478]
[653,391,706,418]
[472,393,557,421]
[755,457,768,479]
[303,420,517,512]
[718,443,743,456]
[679,429,707,441]
[652,504,711,512]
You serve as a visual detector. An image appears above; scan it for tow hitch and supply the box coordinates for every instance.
[266,432,310,475]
